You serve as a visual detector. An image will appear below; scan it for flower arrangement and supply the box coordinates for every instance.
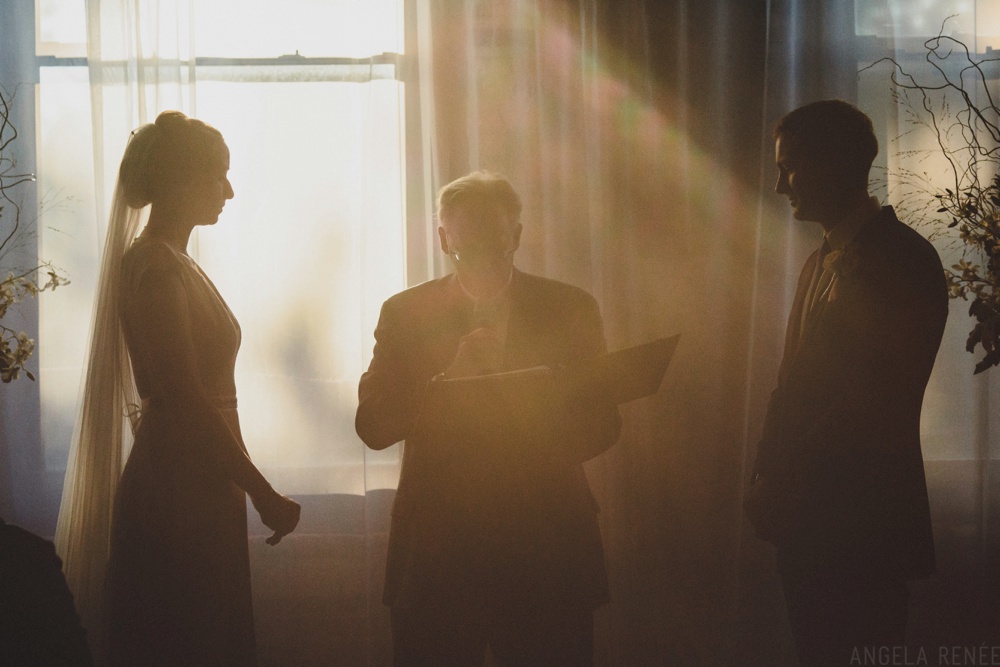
[867,21,1000,373]
[0,87,69,382]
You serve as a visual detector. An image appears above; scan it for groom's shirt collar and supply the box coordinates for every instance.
[825,195,881,251]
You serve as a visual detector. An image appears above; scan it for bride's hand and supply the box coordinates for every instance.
[253,491,301,546]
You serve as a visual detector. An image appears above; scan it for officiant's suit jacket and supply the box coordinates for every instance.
[356,269,621,610]
[752,206,947,579]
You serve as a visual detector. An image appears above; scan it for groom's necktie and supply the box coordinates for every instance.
[800,239,832,341]
[809,239,834,312]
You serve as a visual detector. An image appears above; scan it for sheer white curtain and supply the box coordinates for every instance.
[194,72,406,497]
[418,2,772,663]
[855,0,1000,646]
[185,0,408,497]
[858,3,1000,458]
[53,0,195,649]
[48,0,409,657]
[419,1,999,662]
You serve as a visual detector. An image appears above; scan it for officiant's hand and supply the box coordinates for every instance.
[443,327,503,378]
[253,491,301,546]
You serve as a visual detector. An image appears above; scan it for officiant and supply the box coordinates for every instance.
[356,170,621,666]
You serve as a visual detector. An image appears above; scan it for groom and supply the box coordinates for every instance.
[744,100,948,665]
[356,171,621,665]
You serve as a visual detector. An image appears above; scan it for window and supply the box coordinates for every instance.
[854,0,1000,461]
[35,0,410,496]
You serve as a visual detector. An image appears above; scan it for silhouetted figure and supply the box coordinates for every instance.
[744,100,947,666]
[87,111,300,665]
[0,518,92,665]
[356,171,621,666]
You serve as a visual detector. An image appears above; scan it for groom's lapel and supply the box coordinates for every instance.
[799,277,834,349]
[796,211,882,354]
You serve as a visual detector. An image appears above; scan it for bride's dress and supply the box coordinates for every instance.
[104,235,256,665]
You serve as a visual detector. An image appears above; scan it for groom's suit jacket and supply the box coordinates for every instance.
[356,269,621,610]
[752,206,947,579]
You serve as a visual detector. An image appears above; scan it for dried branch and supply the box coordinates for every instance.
[0,85,70,382]
[862,17,1000,373]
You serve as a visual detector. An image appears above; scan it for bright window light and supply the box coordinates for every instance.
[195,0,403,58]
[37,1,407,494]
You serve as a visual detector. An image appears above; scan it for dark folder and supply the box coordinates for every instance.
[413,335,680,463]
[555,334,680,405]
[438,334,680,406]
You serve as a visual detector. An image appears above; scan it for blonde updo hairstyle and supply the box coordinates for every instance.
[118,110,226,209]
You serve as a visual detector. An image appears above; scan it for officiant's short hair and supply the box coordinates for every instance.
[437,171,522,227]
[774,100,878,190]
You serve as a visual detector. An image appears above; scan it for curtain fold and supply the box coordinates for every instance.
[419,0,998,663]
[33,0,1000,663]
[419,1,770,663]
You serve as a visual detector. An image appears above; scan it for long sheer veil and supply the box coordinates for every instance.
[54,134,148,650]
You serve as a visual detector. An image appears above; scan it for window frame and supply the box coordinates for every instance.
[1,0,431,534]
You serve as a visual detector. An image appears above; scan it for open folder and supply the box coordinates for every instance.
[438,334,680,406]
[562,334,680,404]
[412,335,680,459]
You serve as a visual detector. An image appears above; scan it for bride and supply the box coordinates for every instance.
[58,110,299,665]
